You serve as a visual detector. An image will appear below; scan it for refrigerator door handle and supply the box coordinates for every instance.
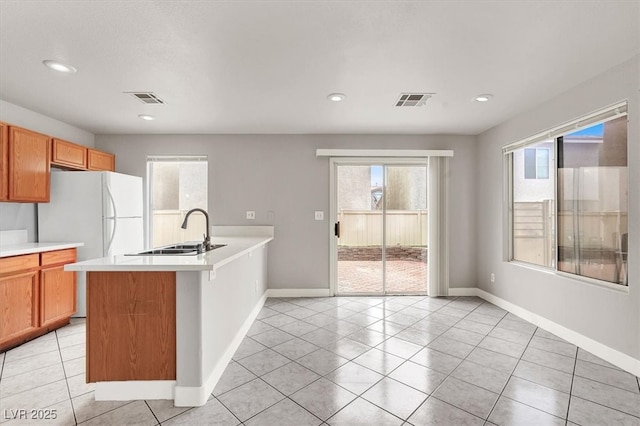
[105,183,118,255]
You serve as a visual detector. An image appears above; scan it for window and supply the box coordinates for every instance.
[147,156,208,248]
[512,142,555,267]
[505,102,628,286]
[524,148,549,179]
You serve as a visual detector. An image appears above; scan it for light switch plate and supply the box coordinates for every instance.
[314,211,324,221]
[246,211,255,220]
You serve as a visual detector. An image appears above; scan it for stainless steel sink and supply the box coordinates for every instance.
[135,248,200,255]
[127,243,227,256]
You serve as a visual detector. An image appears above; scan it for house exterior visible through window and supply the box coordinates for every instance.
[504,102,628,286]
[524,148,549,179]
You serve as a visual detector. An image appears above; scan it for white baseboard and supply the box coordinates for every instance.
[448,287,479,297]
[474,288,640,377]
[96,380,176,401]
[266,288,331,298]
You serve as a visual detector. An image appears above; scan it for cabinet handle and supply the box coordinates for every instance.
[334,221,340,238]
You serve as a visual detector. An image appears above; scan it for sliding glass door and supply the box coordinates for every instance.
[334,161,428,295]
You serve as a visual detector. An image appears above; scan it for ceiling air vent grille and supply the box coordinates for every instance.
[395,93,434,107]
[127,92,166,104]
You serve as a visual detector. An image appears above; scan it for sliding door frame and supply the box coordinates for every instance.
[329,157,429,296]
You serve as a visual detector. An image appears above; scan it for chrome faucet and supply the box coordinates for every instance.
[181,208,212,251]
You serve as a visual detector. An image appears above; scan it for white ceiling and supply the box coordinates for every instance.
[0,1,638,135]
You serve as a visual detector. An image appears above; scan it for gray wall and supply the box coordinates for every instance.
[476,56,639,359]
[96,134,477,290]
[0,99,95,241]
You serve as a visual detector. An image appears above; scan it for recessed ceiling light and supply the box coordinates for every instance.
[42,60,77,73]
[138,114,156,121]
[474,94,493,102]
[327,93,346,102]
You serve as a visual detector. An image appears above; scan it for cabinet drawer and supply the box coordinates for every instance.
[41,249,77,267]
[52,138,87,169]
[0,254,39,275]
[88,149,115,171]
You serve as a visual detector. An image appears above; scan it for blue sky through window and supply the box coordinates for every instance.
[567,123,603,137]
[371,165,383,186]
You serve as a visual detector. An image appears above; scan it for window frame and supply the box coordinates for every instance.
[146,155,209,249]
[504,101,629,290]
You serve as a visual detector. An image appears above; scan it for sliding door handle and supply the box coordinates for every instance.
[334,221,341,238]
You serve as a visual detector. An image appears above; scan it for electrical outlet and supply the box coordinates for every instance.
[490,273,495,283]
[246,211,255,220]
[254,280,259,292]
[314,211,324,221]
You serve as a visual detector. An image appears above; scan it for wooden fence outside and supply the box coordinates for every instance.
[337,210,428,247]
[513,200,628,268]
[152,210,207,248]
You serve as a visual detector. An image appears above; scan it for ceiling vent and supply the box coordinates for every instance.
[126,92,166,104]
[395,93,434,107]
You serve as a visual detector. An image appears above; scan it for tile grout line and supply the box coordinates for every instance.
[417,299,511,423]
[319,295,452,424]
[55,329,79,426]
[571,358,640,394]
[215,376,286,425]
[143,400,161,425]
[248,295,441,424]
[563,346,578,426]
[344,297,478,422]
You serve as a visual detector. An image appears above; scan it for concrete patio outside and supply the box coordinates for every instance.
[337,260,428,294]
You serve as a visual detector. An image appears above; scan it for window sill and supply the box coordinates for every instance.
[507,261,629,294]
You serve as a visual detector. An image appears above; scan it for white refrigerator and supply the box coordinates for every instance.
[38,171,144,316]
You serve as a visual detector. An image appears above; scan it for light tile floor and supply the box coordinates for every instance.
[1,296,639,425]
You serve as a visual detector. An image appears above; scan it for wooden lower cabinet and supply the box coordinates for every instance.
[40,266,76,328]
[0,248,77,352]
[0,271,39,347]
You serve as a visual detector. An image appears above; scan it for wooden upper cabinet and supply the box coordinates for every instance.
[0,122,8,201]
[8,126,51,202]
[51,138,87,170]
[88,149,115,171]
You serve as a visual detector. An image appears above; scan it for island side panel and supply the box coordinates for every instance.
[86,271,177,382]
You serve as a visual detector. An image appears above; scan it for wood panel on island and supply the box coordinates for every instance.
[0,248,77,352]
[87,271,176,382]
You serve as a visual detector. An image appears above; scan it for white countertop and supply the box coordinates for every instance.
[65,236,273,272]
[0,242,84,258]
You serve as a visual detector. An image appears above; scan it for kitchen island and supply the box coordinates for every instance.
[65,226,273,407]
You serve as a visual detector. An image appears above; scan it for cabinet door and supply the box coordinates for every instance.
[88,149,115,171]
[8,126,51,202]
[40,266,77,327]
[52,138,87,170]
[0,122,7,201]
[0,271,39,346]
